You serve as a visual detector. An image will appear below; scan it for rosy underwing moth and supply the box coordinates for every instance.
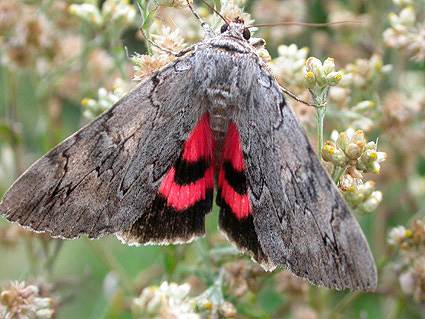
[0,15,377,291]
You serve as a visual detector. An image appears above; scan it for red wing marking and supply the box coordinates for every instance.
[158,113,215,212]
[159,166,214,211]
[182,114,215,162]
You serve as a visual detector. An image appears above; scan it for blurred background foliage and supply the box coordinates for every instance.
[0,0,424,318]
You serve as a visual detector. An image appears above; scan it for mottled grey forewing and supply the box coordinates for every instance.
[0,55,207,241]
[234,70,377,291]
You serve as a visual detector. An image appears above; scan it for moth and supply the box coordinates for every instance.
[0,12,377,291]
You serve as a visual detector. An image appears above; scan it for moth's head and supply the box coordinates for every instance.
[219,18,265,49]
[219,18,250,41]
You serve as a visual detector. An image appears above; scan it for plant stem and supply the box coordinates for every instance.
[316,105,326,159]
[332,165,348,184]
[85,239,134,294]
[311,87,328,159]
[327,291,360,317]
[44,240,64,275]
[136,0,154,55]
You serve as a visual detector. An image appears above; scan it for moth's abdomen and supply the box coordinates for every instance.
[217,122,250,219]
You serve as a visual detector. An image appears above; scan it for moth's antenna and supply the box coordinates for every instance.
[197,0,229,27]
[185,0,217,38]
[248,21,363,29]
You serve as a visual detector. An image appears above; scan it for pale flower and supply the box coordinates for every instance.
[388,225,408,246]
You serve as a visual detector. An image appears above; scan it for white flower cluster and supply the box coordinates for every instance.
[323,128,386,214]
[69,0,136,29]
[271,44,309,88]
[388,219,425,302]
[305,57,342,89]
[82,79,127,119]
[383,2,425,62]
[132,282,200,319]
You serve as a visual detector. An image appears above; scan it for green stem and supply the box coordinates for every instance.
[311,86,329,160]
[0,50,7,119]
[163,245,181,280]
[136,0,154,55]
[327,291,361,317]
[316,105,326,159]
[80,23,91,96]
[24,238,39,275]
[44,240,64,275]
[196,240,214,284]
[111,46,127,79]
[85,239,134,294]
[332,165,349,184]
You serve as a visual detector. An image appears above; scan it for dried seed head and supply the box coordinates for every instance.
[219,301,237,318]
[339,174,354,192]
[0,281,54,319]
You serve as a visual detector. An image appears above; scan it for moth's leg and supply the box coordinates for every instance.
[138,27,178,56]
[186,0,215,39]
[138,26,198,57]
[138,1,215,57]
[278,85,328,108]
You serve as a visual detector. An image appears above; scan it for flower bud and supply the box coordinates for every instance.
[196,297,213,311]
[322,57,336,75]
[399,6,415,27]
[361,180,376,198]
[344,186,364,207]
[304,71,316,89]
[329,148,347,167]
[376,151,387,163]
[361,190,383,214]
[306,57,327,86]
[388,12,399,27]
[326,71,342,86]
[399,272,415,295]
[345,142,363,160]
[321,143,336,162]
[351,130,366,149]
[352,100,375,113]
[388,225,408,246]
[364,141,377,151]
[219,301,237,318]
[306,57,322,72]
[69,4,102,26]
[372,161,381,174]
[336,132,349,150]
[370,54,383,71]
[36,309,55,319]
[330,130,340,142]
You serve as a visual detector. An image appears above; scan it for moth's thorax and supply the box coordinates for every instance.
[192,25,267,169]
[197,34,259,118]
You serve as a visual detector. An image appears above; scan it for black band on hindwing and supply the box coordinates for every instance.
[222,161,247,195]
[125,189,213,243]
[173,157,209,185]
[217,189,269,265]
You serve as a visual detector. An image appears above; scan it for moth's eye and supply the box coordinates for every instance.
[243,28,251,40]
[220,24,228,33]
